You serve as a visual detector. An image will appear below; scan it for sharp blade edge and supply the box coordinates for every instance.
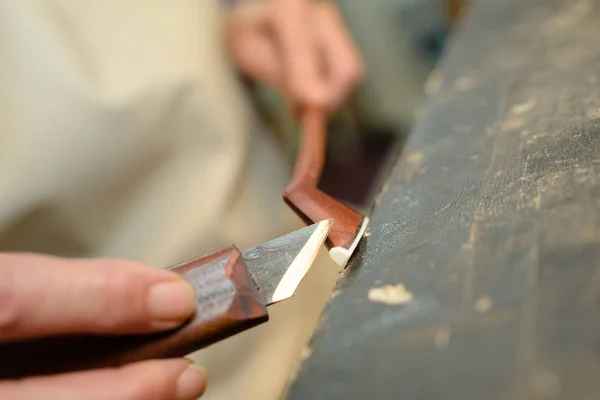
[242,219,333,305]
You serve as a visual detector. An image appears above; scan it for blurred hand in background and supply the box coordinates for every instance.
[226,0,365,113]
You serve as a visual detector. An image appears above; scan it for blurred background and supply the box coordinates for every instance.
[247,0,471,212]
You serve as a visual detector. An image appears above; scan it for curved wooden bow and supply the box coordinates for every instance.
[283,107,369,267]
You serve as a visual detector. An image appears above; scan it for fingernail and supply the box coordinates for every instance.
[176,364,207,400]
[148,281,196,327]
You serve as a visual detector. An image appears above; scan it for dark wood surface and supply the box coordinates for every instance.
[0,246,268,379]
[285,0,600,398]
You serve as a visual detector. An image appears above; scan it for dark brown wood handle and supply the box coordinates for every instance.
[0,246,268,379]
[284,107,365,250]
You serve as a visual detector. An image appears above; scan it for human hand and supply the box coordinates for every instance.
[226,0,365,113]
[0,253,206,400]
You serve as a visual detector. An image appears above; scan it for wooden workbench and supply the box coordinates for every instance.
[285,0,600,398]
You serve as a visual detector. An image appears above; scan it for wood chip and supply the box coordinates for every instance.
[368,284,414,306]
[475,296,493,313]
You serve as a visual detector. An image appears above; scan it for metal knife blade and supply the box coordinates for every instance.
[242,219,333,305]
[0,221,334,381]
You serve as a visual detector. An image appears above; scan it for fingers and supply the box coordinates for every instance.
[271,0,330,106]
[313,2,365,110]
[226,2,283,89]
[0,358,206,400]
[225,0,365,112]
[0,253,196,342]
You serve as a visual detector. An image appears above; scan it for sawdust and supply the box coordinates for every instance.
[474,296,494,313]
[530,369,560,398]
[433,325,452,350]
[286,347,314,386]
[398,151,424,182]
[542,0,591,31]
[501,118,525,132]
[532,191,542,210]
[406,151,423,166]
[299,347,313,361]
[454,76,474,91]
[435,202,452,216]
[511,99,536,115]
[368,283,414,306]
[424,68,442,94]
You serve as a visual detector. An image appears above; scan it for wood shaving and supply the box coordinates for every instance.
[368,284,414,306]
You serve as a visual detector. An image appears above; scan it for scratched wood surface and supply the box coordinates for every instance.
[285,0,600,399]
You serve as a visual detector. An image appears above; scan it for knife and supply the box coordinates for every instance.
[0,219,333,379]
[284,107,370,268]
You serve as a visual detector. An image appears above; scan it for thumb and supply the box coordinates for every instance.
[0,253,196,342]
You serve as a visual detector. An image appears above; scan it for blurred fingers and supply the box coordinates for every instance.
[313,2,365,109]
[271,0,330,106]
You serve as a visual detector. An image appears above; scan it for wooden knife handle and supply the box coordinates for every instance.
[284,107,364,250]
[0,246,268,379]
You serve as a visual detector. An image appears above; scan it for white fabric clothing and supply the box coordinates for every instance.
[0,1,338,399]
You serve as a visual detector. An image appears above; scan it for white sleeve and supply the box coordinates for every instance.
[0,0,262,263]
